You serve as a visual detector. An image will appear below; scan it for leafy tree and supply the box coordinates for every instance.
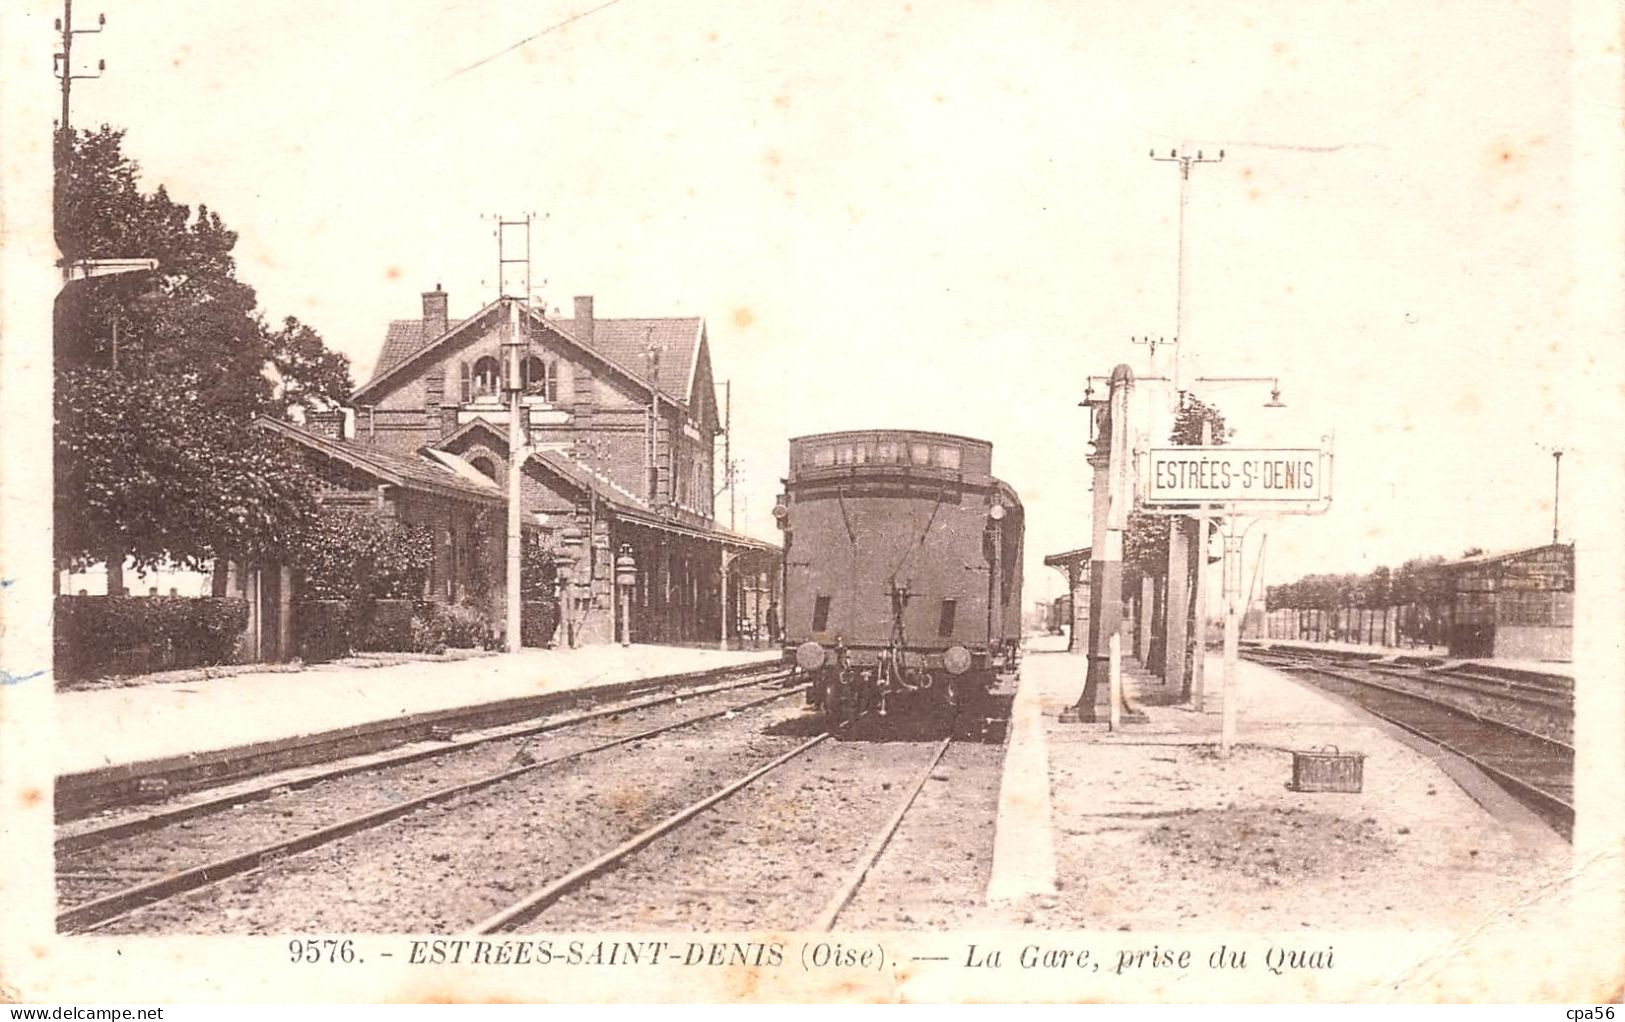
[520,532,559,600]
[1170,394,1231,446]
[54,366,321,573]
[53,126,354,578]
[289,510,434,603]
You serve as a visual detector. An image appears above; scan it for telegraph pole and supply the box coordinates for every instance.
[1151,144,1223,692]
[1551,450,1563,544]
[1150,144,1224,394]
[495,215,536,653]
[54,0,106,156]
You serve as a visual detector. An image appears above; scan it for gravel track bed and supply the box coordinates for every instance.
[1252,655,1571,744]
[519,736,951,932]
[1359,668,1572,744]
[87,695,812,934]
[59,681,793,911]
[833,742,1004,929]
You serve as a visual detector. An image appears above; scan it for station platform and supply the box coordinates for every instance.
[55,644,780,779]
[1247,637,1573,679]
[989,637,1570,941]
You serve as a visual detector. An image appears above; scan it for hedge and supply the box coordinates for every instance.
[297,598,495,659]
[355,599,415,653]
[295,599,355,663]
[54,596,250,680]
[522,599,560,648]
[413,603,492,652]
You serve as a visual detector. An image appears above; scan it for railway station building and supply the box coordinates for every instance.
[262,286,778,652]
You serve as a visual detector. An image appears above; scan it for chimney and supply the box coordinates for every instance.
[574,295,594,345]
[422,284,448,339]
[305,409,347,440]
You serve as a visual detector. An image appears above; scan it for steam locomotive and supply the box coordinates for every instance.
[773,430,1024,725]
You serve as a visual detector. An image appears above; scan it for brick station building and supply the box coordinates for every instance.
[268,286,777,649]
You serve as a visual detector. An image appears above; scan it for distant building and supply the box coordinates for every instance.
[1442,542,1573,661]
[1042,546,1091,651]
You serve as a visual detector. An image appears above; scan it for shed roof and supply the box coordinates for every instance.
[1441,542,1574,570]
[257,417,504,505]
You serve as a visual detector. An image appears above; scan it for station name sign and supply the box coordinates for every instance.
[1145,447,1326,505]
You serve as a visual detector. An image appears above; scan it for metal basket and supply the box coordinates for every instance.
[1289,745,1365,793]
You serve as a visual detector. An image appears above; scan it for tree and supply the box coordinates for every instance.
[54,366,321,573]
[1170,394,1231,446]
[1152,394,1230,689]
[53,126,353,578]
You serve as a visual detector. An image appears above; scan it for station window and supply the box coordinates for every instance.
[938,598,957,637]
[521,356,556,402]
[874,442,899,463]
[471,355,502,398]
[935,446,961,470]
[812,595,832,632]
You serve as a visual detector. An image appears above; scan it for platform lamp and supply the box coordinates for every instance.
[615,545,638,647]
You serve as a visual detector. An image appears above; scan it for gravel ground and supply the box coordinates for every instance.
[1344,667,1571,744]
[1032,737,1567,932]
[519,733,976,931]
[88,694,813,934]
[834,742,1004,929]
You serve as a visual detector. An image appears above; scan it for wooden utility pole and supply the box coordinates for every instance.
[54,0,106,149]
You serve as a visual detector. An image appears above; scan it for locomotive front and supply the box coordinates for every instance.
[774,430,1023,724]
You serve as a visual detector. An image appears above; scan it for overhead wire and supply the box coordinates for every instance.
[442,0,630,81]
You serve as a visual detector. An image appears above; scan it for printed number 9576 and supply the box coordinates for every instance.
[290,939,357,964]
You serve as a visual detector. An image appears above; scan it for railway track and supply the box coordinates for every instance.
[471,729,959,934]
[56,658,783,822]
[1245,649,1573,837]
[57,670,801,933]
[1356,661,1569,713]
[1246,649,1573,740]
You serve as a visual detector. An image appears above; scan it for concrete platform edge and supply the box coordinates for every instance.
[986,666,1058,904]
[56,657,779,820]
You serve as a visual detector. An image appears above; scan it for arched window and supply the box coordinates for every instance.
[472,355,502,398]
[469,456,498,481]
[521,356,555,402]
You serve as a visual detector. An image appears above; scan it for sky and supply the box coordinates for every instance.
[33,0,1592,603]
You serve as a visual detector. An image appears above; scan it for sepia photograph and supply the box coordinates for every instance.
[1,0,1621,1006]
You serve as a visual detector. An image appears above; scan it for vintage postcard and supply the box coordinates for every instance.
[2,0,1622,1005]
